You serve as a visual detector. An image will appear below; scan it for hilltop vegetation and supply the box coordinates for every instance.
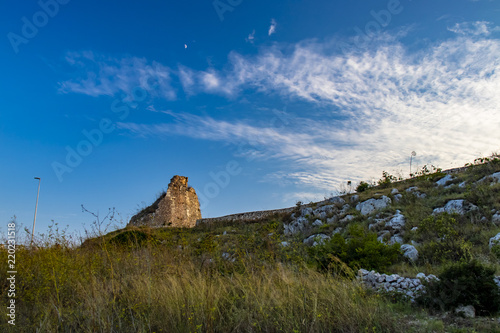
[2,155,500,332]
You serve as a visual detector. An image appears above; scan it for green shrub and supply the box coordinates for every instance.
[309,225,401,273]
[416,214,472,264]
[416,260,500,315]
[356,181,370,193]
[378,171,398,188]
[465,183,500,210]
[491,245,500,260]
[109,229,153,247]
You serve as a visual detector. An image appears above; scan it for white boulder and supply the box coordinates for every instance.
[433,199,478,215]
[350,195,360,204]
[436,174,454,186]
[312,219,323,227]
[385,210,406,230]
[401,244,418,261]
[301,207,313,217]
[329,196,346,205]
[303,234,331,247]
[478,172,500,185]
[340,215,355,223]
[492,213,500,225]
[326,216,338,224]
[455,305,475,318]
[313,205,335,217]
[389,234,404,245]
[284,216,309,236]
[489,233,500,249]
[356,196,392,216]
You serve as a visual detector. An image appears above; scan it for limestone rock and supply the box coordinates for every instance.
[312,219,323,227]
[492,213,500,225]
[377,230,390,243]
[329,196,346,206]
[478,172,500,185]
[340,204,351,215]
[313,204,335,217]
[455,305,475,318]
[436,174,454,186]
[385,210,406,230]
[332,227,343,235]
[301,207,313,217]
[489,233,500,249]
[129,175,201,228]
[406,186,427,198]
[340,215,354,223]
[356,196,391,216]
[433,199,478,216]
[303,234,330,247]
[389,234,404,245]
[326,216,338,224]
[350,195,360,204]
[401,244,418,261]
[284,217,308,236]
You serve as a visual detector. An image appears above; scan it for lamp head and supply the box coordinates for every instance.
[34,177,41,180]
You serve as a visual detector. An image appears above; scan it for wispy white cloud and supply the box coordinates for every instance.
[447,21,494,36]
[62,33,500,196]
[59,51,177,100]
[246,30,256,43]
[268,19,277,36]
[118,34,500,193]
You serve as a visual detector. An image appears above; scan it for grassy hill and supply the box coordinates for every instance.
[2,156,500,332]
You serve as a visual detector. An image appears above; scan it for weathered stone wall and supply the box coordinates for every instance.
[196,207,296,226]
[129,175,202,228]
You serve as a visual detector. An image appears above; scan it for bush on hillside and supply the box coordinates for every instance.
[465,182,500,211]
[309,225,401,274]
[416,260,500,316]
[377,171,399,188]
[416,214,472,264]
[109,230,155,248]
[356,181,370,193]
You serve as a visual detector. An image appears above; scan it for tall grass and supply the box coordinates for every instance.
[1,234,401,332]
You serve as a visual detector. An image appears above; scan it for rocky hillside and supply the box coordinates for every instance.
[94,156,500,328]
[282,162,500,261]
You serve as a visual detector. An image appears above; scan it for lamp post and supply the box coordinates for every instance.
[410,151,417,177]
[31,177,41,246]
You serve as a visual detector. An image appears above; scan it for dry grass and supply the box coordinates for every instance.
[0,237,402,332]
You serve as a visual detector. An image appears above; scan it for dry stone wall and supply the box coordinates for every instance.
[196,207,296,226]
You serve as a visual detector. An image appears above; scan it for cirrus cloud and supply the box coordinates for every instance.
[61,32,500,194]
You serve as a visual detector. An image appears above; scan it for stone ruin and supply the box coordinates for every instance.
[128,175,202,228]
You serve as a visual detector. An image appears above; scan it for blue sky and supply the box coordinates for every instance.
[1,0,500,238]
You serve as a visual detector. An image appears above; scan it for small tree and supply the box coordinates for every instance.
[377,171,398,188]
[356,181,370,193]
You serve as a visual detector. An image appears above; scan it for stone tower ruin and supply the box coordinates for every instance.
[128,175,202,228]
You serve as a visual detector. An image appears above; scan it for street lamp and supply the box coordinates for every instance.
[31,177,41,246]
[410,151,417,177]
